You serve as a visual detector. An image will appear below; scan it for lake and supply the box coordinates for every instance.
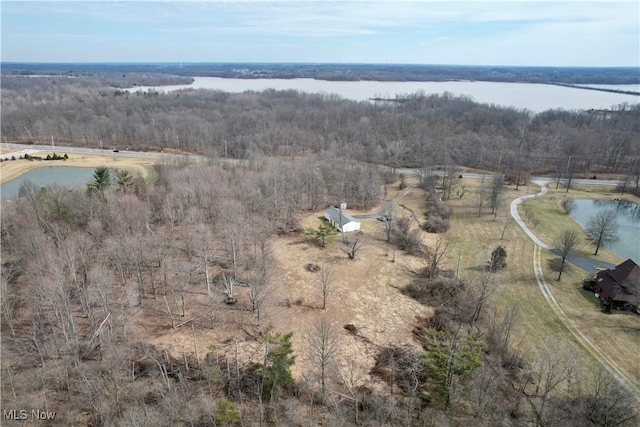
[1,166,96,200]
[570,199,640,263]
[124,77,640,113]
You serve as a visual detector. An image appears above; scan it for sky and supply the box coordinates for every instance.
[1,0,638,66]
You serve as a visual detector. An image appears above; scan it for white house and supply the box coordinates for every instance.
[324,206,361,233]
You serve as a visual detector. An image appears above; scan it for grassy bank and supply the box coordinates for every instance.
[0,152,159,184]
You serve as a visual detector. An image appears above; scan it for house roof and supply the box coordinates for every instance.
[596,259,639,303]
[325,206,358,225]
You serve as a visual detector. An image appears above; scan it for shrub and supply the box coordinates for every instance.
[422,195,451,233]
[489,246,507,271]
[403,276,465,305]
[422,214,450,233]
[392,217,423,254]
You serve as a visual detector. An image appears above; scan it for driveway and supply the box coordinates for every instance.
[511,180,640,400]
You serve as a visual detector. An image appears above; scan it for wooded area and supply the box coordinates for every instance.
[2,74,639,179]
[1,74,639,425]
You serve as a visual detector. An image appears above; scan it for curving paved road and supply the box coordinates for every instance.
[511,180,640,401]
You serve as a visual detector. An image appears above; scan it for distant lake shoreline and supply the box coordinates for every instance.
[123,77,640,113]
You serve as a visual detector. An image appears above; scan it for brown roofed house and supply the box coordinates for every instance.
[594,259,640,311]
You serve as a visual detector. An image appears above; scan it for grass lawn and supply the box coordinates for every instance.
[445,178,639,385]
[0,152,159,184]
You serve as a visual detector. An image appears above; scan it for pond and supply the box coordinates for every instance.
[1,166,96,201]
[570,199,640,263]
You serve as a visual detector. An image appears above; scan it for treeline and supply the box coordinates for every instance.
[0,71,193,88]
[3,62,639,84]
[2,76,639,176]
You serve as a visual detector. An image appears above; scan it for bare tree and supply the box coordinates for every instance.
[475,175,489,217]
[585,209,619,255]
[428,235,449,278]
[525,339,579,427]
[319,265,334,309]
[575,366,639,427]
[554,230,580,281]
[470,270,498,324]
[246,255,272,321]
[307,317,340,404]
[342,233,366,260]
[221,273,238,305]
[489,174,505,218]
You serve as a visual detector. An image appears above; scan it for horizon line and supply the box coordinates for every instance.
[2,61,639,70]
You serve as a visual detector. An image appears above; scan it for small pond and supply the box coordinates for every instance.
[1,166,96,201]
[570,199,640,263]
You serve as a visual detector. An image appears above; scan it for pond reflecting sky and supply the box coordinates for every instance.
[570,199,640,263]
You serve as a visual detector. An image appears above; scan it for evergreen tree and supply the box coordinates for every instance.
[87,166,111,198]
[420,330,484,408]
[305,223,339,247]
[115,169,134,194]
[489,245,507,271]
[259,331,296,401]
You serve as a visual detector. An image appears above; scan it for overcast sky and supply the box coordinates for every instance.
[2,0,638,66]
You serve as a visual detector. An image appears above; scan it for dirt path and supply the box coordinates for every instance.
[511,181,640,401]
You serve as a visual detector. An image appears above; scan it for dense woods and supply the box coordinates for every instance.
[1,73,639,425]
[2,75,639,179]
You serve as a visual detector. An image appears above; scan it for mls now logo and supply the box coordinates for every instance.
[3,409,56,421]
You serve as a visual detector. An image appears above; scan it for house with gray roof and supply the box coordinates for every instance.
[324,206,361,233]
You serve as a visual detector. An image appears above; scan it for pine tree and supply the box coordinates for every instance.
[420,330,484,408]
[87,166,111,198]
[305,223,339,247]
[115,169,134,194]
[259,331,296,401]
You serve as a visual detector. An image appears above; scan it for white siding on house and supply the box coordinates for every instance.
[324,206,361,233]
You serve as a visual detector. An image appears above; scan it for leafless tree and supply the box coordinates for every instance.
[246,258,272,322]
[554,230,580,281]
[221,273,238,305]
[428,235,449,278]
[489,174,505,217]
[585,209,619,255]
[574,366,639,427]
[342,233,366,260]
[470,270,498,324]
[319,265,334,309]
[486,306,520,366]
[307,317,340,404]
[475,176,489,217]
[195,223,215,297]
[525,339,579,427]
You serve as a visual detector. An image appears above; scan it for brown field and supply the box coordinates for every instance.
[146,176,437,385]
[0,152,159,184]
